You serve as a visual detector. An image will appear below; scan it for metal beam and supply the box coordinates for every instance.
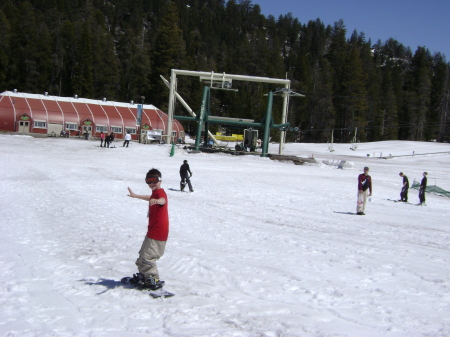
[160,75,218,145]
[164,70,291,153]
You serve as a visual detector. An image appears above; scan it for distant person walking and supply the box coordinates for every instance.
[104,134,111,148]
[399,172,409,202]
[357,166,372,215]
[100,132,105,147]
[179,160,193,192]
[123,132,132,147]
[418,172,428,205]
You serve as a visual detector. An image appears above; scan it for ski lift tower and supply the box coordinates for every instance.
[270,88,305,153]
[165,69,291,154]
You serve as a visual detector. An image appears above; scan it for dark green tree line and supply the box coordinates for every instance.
[0,0,448,142]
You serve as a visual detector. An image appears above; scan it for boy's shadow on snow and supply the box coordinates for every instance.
[168,188,181,192]
[82,278,129,295]
[333,211,357,215]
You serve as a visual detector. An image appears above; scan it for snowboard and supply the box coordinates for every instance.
[386,199,412,204]
[149,289,175,298]
[121,276,175,298]
[168,188,190,193]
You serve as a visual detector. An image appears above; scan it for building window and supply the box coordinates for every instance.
[111,126,122,133]
[34,121,47,128]
[172,131,177,137]
[65,123,77,130]
[126,128,136,134]
[96,125,108,133]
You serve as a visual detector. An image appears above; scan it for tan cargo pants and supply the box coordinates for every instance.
[135,236,166,279]
[357,189,369,213]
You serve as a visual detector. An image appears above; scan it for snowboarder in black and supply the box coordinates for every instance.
[104,134,111,148]
[179,160,193,192]
[418,172,428,205]
[399,172,409,202]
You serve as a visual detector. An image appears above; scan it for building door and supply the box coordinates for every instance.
[18,121,30,133]
[82,125,92,138]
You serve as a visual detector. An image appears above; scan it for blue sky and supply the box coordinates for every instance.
[254,0,450,59]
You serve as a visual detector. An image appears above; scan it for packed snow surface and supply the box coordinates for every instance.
[1,135,450,337]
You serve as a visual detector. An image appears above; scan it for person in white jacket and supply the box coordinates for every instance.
[123,132,132,147]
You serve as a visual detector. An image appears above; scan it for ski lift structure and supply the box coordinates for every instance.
[266,88,304,149]
[163,70,303,156]
[350,127,360,151]
[327,129,335,152]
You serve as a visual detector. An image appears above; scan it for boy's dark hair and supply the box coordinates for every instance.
[146,168,162,178]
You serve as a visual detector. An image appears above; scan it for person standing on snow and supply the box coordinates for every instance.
[179,160,193,192]
[123,131,132,147]
[104,134,111,148]
[418,172,428,205]
[100,132,105,147]
[126,168,169,290]
[357,166,372,215]
[399,172,409,202]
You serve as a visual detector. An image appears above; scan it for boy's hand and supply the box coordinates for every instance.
[127,187,136,198]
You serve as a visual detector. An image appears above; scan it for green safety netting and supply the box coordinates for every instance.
[411,180,450,198]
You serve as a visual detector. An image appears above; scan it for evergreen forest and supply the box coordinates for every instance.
[1,0,449,142]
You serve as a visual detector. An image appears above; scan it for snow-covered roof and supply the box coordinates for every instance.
[0,91,159,110]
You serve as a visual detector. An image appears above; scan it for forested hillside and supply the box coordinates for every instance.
[0,0,449,142]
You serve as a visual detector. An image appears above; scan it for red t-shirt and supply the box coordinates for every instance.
[146,188,169,241]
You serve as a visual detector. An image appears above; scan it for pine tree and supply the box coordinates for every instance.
[57,19,77,97]
[151,1,187,110]
[407,47,432,140]
[340,44,368,142]
[91,19,120,100]
[379,68,399,139]
[117,30,152,103]
[0,9,10,91]
[72,23,94,98]
[5,1,52,93]
[432,54,450,142]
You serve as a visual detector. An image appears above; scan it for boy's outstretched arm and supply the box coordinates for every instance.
[127,187,151,201]
[150,197,166,206]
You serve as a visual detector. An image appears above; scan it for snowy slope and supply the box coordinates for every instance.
[0,134,449,337]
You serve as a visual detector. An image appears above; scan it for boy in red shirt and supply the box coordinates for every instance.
[127,168,169,290]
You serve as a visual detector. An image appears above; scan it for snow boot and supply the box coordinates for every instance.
[144,275,165,291]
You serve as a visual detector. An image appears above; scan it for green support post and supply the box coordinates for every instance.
[195,86,210,151]
[204,121,209,147]
[261,91,273,157]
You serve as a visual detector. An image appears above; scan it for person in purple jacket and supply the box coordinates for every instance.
[357,167,372,215]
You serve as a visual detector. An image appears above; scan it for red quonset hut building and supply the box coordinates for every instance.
[0,90,185,142]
